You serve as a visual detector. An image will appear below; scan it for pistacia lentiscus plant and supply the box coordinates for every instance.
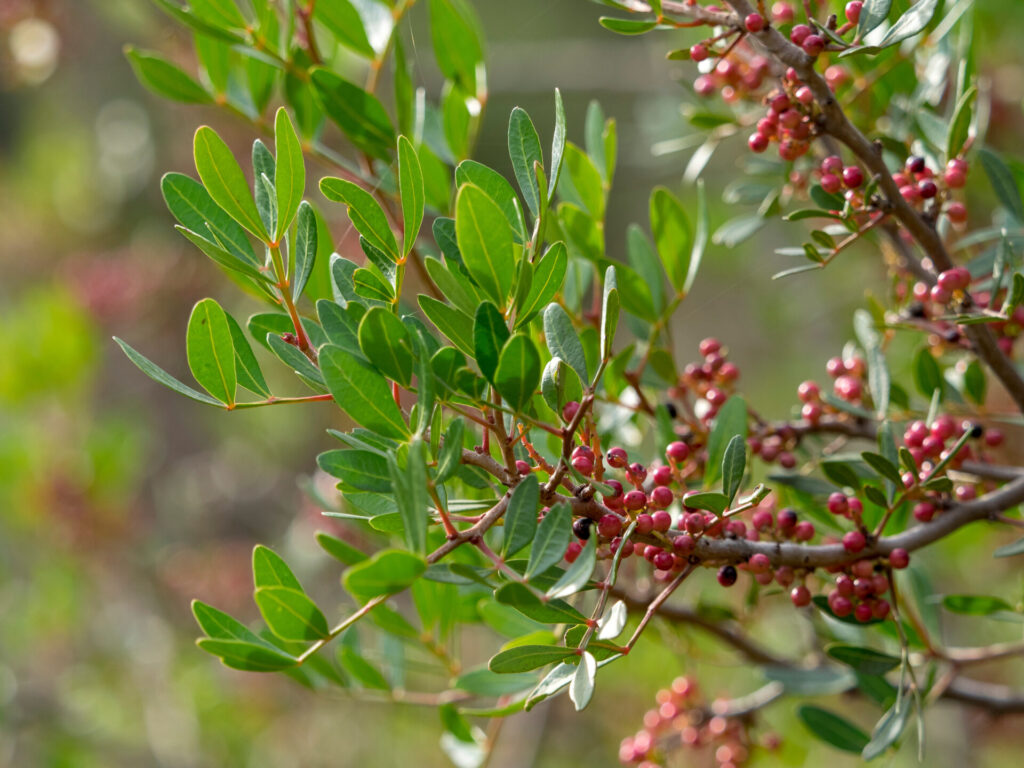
[122,0,1024,764]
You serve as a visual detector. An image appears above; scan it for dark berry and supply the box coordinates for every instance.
[906,155,926,174]
[572,517,593,540]
[717,565,738,587]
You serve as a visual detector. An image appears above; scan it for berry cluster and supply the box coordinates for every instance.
[820,551,908,621]
[619,676,779,767]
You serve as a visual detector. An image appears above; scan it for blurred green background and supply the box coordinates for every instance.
[2,1,1024,766]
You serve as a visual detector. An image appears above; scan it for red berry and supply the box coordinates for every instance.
[842,166,864,188]
[801,402,822,424]
[854,603,874,622]
[775,566,795,586]
[777,508,797,529]
[745,13,766,32]
[842,530,867,553]
[572,455,594,476]
[752,509,774,531]
[889,549,910,569]
[673,533,695,555]
[694,75,715,97]
[821,155,844,175]
[598,514,623,538]
[826,356,845,377]
[985,429,1005,447]
[947,202,968,223]
[650,487,675,511]
[772,1,794,23]
[717,565,738,587]
[836,574,855,597]
[834,374,862,401]
[628,462,648,484]
[515,460,532,475]
[748,132,770,153]
[873,599,891,619]
[684,513,705,535]
[625,491,648,512]
[795,86,814,105]
[653,550,675,571]
[604,479,624,498]
[607,446,628,468]
[845,1,863,23]
[699,337,721,357]
[830,594,853,617]
[944,168,967,188]
[790,585,811,606]
[690,43,709,62]
[820,173,842,195]
[565,541,583,563]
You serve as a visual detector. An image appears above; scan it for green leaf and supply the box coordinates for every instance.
[320,177,399,263]
[570,651,596,711]
[313,0,375,58]
[858,0,892,36]
[196,638,298,671]
[338,646,390,689]
[543,304,588,385]
[252,545,302,590]
[599,17,657,35]
[190,0,247,29]
[495,335,541,412]
[942,594,1014,615]
[353,267,395,303]
[315,531,368,566]
[193,600,266,644]
[419,296,475,356]
[994,537,1024,558]
[320,345,410,440]
[798,706,870,754]
[125,47,212,104]
[495,582,588,625]
[862,698,911,761]
[222,314,269,398]
[549,88,567,198]
[826,645,901,676]
[517,242,567,327]
[455,160,526,241]
[254,586,330,642]
[854,309,889,416]
[455,667,538,697]
[821,459,861,489]
[357,307,413,386]
[186,298,237,406]
[548,536,596,600]
[488,645,577,674]
[563,143,605,220]
[388,437,430,554]
[398,136,424,257]
[913,346,944,400]
[273,107,304,240]
[721,435,746,505]
[704,396,747,487]
[456,184,515,307]
[473,301,511,385]
[428,0,483,92]
[763,666,856,696]
[963,359,987,405]
[876,0,940,48]
[861,452,903,487]
[525,502,571,579]
[686,179,708,295]
[266,333,325,389]
[114,337,224,407]
[980,149,1024,222]
[161,172,259,268]
[508,107,543,219]
[650,186,691,294]
[541,357,583,415]
[291,201,317,301]
[600,266,619,362]
[343,549,427,602]
[193,126,268,241]
[947,87,976,160]
[681,491,729,515]
[503,475,540,558]
[310,68,395,160]
[318,449,391,492]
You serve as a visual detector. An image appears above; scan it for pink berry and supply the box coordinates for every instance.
[794,521,815,541]
[985,429,1005,447]
[802,35,825,56]
[565,541,583,563]
[562,400,580,422]
[666,441,689,463]
[650,488,674,512]
[745,13,766,33]
[772,1,794,23]
[827,492,849,516]
[624,491,647,512]
[699,337,721,357]
[752,509,774,531]
[820,173,842,195]
[515,460,532,475]
[572,455,594,476]
[947,202,968,223]
[684,513,705,535]
[749,132,770,153]
[607,446,629,468]
[842,166,864,188]
[690,43,709,62]
[845,1,863,23]
[653,550,675,571]
[944,168,967,188]
[598,514,623,538]
[790,24,812,45]
[673,533,695,555]
[694,75,715,97]
[749,553,771,573]
[842,530,867,553]
[790,585,811,606]
[821,155,844,175]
